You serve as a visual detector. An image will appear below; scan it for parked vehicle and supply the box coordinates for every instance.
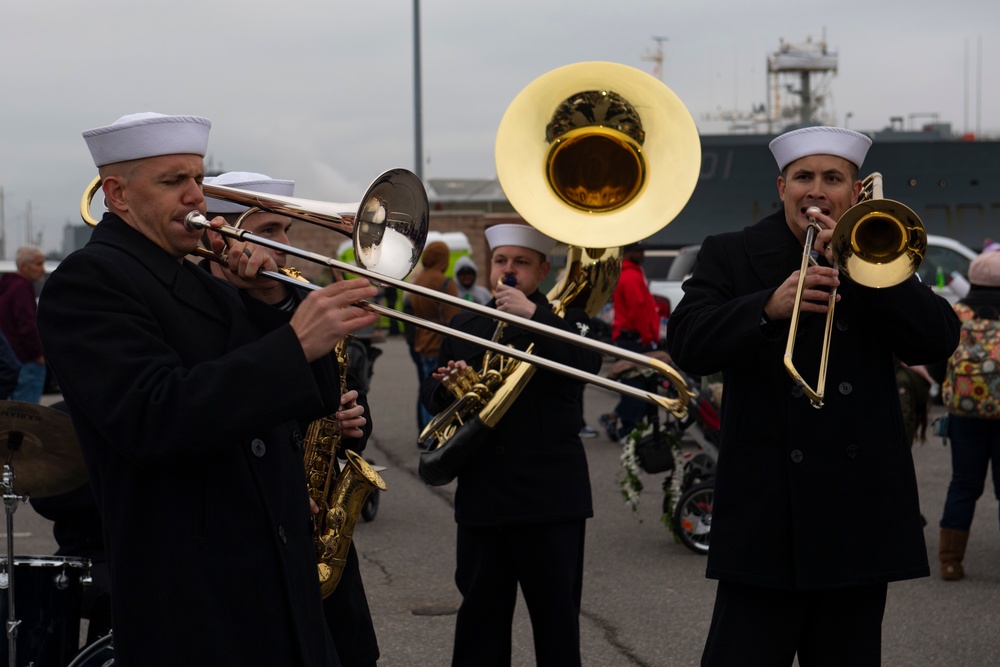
[920,234,978,304]
[647,244,700,319]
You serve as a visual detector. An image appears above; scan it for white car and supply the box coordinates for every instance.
[920,234,978,304]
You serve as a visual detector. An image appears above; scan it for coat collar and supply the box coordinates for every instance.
[743,210,813,287]
[89,213,233,325]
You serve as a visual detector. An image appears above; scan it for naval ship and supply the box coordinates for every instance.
[649,37,999,252]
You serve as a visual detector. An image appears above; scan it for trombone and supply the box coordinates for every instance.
[79,173,692,416]
[784,173,926,408]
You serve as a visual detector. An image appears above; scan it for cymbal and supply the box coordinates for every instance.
[0,401,87,498]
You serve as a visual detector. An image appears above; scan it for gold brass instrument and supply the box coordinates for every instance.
[78,157,690,413]
[418,62,701,479]
[304,337,386,597]
[80,168,429,282]
[784,172,926,408]
[280,268,387,597]
[495,61,702,250]
[417,246,623,483]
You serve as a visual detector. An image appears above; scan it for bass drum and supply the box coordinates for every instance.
[68,632,114,667]
[0,555,89,667]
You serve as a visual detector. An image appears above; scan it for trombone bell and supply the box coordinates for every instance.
[833,199,925,289]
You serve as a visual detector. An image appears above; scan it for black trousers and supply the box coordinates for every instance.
[452,520,586,667]
[702,580,888,667]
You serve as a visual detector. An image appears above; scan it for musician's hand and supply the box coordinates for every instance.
[291,278,379,362]
[805,206,837,265]
[432,359,467,381]
[336,389,367,439]
[209,218,288,305]
[494,285,536,318]
[764,265,840,321]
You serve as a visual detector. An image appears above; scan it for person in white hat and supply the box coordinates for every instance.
[666,126,961,664]
[419,222,601,666]
[37,113,379,666]
[203,171,382,666]
[201,171,297,282]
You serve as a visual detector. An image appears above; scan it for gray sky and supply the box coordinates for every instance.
[1,0,997,256]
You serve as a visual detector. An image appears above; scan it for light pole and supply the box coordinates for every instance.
[413,0,424,182]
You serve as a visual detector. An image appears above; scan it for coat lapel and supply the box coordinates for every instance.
[90,215,232,327]
[743,211,807,288]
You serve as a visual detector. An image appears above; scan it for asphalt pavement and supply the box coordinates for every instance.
[13,334,1000,666]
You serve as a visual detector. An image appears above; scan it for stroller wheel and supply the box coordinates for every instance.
[672,480,713,555]
[361,489,379,522]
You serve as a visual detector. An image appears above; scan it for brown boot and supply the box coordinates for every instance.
[939,528,970,581]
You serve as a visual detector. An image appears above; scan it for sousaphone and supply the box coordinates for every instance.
[495,61,702,249]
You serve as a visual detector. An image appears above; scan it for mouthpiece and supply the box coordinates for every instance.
[499,272,517,287]
[806,206,822,218]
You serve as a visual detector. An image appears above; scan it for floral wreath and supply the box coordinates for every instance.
[618,419,688,539]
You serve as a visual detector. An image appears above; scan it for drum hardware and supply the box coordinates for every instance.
[1,401,89,667]
[66,632,113,667]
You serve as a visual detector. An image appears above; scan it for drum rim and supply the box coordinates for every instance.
[0,555,90,568]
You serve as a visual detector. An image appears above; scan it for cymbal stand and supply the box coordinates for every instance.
[3,432,25,667]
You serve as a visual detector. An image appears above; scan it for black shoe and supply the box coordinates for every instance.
[599,414,620,442]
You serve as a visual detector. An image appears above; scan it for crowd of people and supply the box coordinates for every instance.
[7,110,997,667]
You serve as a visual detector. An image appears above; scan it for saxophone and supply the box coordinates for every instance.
[303,337,387,598]
[417,246,623,485]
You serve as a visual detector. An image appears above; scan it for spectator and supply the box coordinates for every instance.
[0,245,47,403]
[600,242,660,442]
[938,248,1000,581]
[409,241,460,433]
[454,256,492,305]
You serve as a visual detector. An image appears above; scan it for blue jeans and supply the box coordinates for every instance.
[11,361,45,404]
[940,416,1000,531]
[416,355,439,432]
[613,337,656,439]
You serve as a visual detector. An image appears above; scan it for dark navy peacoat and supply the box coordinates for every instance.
[38,214,342,665]
[667,211,961,590]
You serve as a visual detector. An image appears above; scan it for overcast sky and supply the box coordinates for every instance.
[1,0,996,256]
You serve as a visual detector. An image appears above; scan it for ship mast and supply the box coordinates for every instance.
[767,35,838,132]
[642,36,669,81]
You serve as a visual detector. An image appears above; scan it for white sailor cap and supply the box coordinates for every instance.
[485,223,556,256]
[768,126,872,171]
[83,112,212,167]
[204,172,296,214]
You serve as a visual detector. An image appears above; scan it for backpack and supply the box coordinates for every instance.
[942,303,1000,418]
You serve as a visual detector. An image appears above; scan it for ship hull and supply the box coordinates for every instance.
[651,134,999,251]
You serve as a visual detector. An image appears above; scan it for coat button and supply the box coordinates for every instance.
[790,449,804,463]
[278,525,287,543]
[836,318,848,332]
[846,444,860,459]
[292,431,303,450]
[791,385,804,399]
[251,438,266,457]
[494,446,505,456]
[838,382,853,395]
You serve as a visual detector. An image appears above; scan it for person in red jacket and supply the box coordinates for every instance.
[0,245,47,402]
[600,242,660,441]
